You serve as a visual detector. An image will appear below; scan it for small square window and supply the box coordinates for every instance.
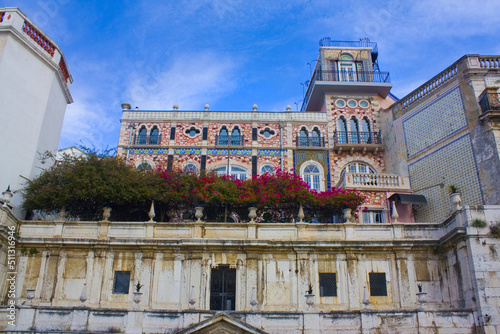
[369,272,387,296]
[363,210,384,224]
[113,271,130,294]
[319,273,337,297]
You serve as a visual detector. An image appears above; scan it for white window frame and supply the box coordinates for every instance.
[213,165,248,180]
[260,164,275,174]
[183,162,198,173]
[362,210,385,224]
[300,160,325,191]
[135,159,155,171]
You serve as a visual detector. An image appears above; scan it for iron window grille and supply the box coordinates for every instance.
[113,271,130,294]
[369,272,387,296]
[319,273,337,297]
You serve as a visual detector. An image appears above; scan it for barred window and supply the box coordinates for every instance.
[369,272,387,296]
[319,273,337,297]
[113,271,130,294]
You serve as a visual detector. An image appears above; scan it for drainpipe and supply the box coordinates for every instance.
[125,122,135,165]
[279,123,284,171]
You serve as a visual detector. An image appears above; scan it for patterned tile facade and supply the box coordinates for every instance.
[206,149,252,155]
[257,149,282,156]
[403,86,467,157]
[408,135,483,222]
[174,148,202,155]
[484,76,500,87]
[127,148,169,155]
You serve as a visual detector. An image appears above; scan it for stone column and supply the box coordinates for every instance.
[297,251,311,311]
[174,253,184,311]
[89,250,104,306]
[14,253,29,303]
[35,250,48,300]
[85,250,95,306]
[396,252,415,308]
[53,250,67,304]
[150,252,163,308]
[100,252,115,306]
[346,252,360,309]
[336,253,348,307]
[235,256,246,310]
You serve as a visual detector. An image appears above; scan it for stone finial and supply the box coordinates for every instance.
[252,104,258,111]
[173,104,179,110]
[391,201,399,223]
[121,102,132,110]
[2,186,13,207]
[286,105,291,111]
[148,201,155,222]
[79,283,87,304]
[205,104,210,110]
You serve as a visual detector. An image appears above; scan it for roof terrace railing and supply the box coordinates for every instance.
[319,37,378,54]
[301,70,390,112]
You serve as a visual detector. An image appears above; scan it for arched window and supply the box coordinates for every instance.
[361,117,372,143]
[214,165,248,181]
[150,126,159,145]
[137,126,147,145]
[183,163,198,173]
[337,117,348,144]
[137,161,152,171]
[346,162,376,174]
[341,162,377,187]
[219,127,229,145]
[350,117,360,144]
[260,165,274,174]
[231,127,241,145]
[339,55,356,82]
[299,128,309,146]
[301,162,324,191]
[311,128,321,147]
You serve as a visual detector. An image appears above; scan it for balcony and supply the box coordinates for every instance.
[296,136,326,148]
[337,172,411,192]
[132,135,161,146]
[302,69,392,112]
[333,131,383,153]
[215,135,245,146]
[478,88,500,124]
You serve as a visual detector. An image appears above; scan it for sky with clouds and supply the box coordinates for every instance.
[5,0,500,150]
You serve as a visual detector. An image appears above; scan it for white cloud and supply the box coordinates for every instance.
[126,51,240,110]
[59,97,116,150]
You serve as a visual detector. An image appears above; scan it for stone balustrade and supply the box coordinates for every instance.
[337,172,411,191]
[398,65,458,111]
[16,210,469,244]
[122,110,328,122]
[479,56,500,69]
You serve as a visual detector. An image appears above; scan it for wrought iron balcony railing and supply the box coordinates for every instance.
[314,70,390,84]
[215,135,245,146]
[132,134,161,146]
[479,91,500,113]
[333,131,382,145]
[296,136,326,147]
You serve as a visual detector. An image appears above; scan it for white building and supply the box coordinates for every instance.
[0,7,73,218]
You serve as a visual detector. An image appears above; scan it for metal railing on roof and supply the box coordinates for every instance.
[319,37,378,54]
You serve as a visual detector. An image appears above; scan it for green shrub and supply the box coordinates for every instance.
[471,218,487,228]
[490,223,500,237]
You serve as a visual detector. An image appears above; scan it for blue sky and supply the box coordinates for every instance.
[5,0,500,150]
